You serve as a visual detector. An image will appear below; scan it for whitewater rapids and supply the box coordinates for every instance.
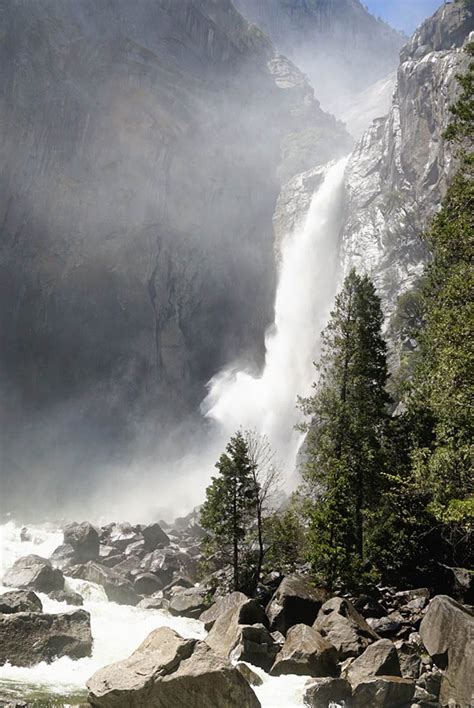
[0,522,308,706]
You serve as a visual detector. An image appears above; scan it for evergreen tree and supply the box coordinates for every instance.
[298,269,390,587]
[200,431,257,592]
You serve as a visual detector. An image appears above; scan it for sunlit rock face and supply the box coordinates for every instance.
[232,0,405,110]
[0,0,349,507]
[340,2,474,325]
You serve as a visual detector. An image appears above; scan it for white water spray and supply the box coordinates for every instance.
[202,158,348,473]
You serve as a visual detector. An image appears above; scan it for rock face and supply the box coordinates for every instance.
[266,574,329,635]
[270,624,338,678]
[206,598,269,660]
[87,626,260,707]
[199,591,248,631]
[63,522,100,562]
[345,639,401,687]
[3,555,64,593]
[351,676,415,707]
[0,609,92,667]
[0,0,349,513]
[340,2,474,335]
[419,595,474,707]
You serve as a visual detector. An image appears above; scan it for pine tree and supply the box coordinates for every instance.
[298,269,390,587]
[200,431,258,592]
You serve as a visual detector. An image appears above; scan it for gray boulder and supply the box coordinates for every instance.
[395,641,421,679]
[0,590,42,614]
[229,623,280,672]
[0,609,92,667]
[134,573,164,596]
[206,599,270,660]
[3,555,64,593]
[419,594,474,707]
[108,523,143,551]
[63,522,100,562]
[142,523,170,551]
[48,589,84,606]
[270,624,338,678]
[236,662,263,687]
[168,587,208,619]
[199,592,248,631]
[266,575,329,635]
[314,597,379,658]
[87,626,260,707]
[69,561,138,605]
[49,543,78,570]
[351,676,415,707]
[303,677,352,707]
[345,639,401,687]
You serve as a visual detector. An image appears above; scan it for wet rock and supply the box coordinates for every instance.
[168,587,208,619]
[303,677,352,707]
[49,543,78,570]
[87,626,260,707]
[142,522,170,551]
[419,594,474,707]
[48,589,84,606]
[63,522,100,562]
[351,676,415,707]
[230,623,280,672]
[314,597,380,658]
[108,523,143,551]
[345,639,401,687]
[137,592,164,610]
[3,555,64,593]
[270,624,338,678]
[199,591,248,631]
[236,662,263,687]
[133,572,164,596]
[266,574,330,635]
[0,590,42,614]
[0,609,92,667]
[69,561,138,605]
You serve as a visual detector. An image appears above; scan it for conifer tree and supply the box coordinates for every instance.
[299,269,390,587]
[200,431,257,592]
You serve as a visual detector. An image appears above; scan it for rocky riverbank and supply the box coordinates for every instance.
[0,516,472,707]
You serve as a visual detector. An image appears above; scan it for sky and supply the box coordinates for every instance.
[365,0,442,34]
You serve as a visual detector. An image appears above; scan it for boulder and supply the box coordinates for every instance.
[48,589,84,606]
[345,639,401,687]
[134,572,164,596]
[314,597,379,659]
[351,676,415,707]
[69,561,138,605]
[419,594,474,707]
[49,543,78,570]
[206,599,270,660]
[0,590,42,614]
[139,549,177,585]
[142,523,170,551]
[367,613,404,638]
[124,540,147,558]
[236,662,263,687]
[162,576,195,596]
[3,555,64,593]
[270,624,338,678]
[0,609,92,667]
[63,522,100,562]
[137,592,164,610]
[87,626,260,707]
[266,575,330,635]
[108,523,143,551]
[199,591,248,631]
[230,623,280,672]
[303,677,352,707]
[113,555,142,579]
[168,587,207,619]
[395,641,421,679]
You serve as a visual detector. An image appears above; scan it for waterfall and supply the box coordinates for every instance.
[202,157,348,474]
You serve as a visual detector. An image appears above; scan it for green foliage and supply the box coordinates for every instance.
[298,269,390,589]
[200,431,258,592]
[444,41,474,149]
[263,504,305,574]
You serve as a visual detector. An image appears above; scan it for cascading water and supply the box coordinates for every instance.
[202,157,348,474]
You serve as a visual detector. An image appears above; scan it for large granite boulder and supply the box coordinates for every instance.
[206,598,270,660]
[168,587,208,619]
[351,676,415,707]
[3,555,64,593]
[314,597,379,658]
[63,522,100,562]
[142,523,170,551]
[419,594,474,707]
[266,575,329,635]
[199,591,248,631]
[0,609,92,667]
[303,677,352,708]
[49,543,79,570]
[69,561,138,605]
[270,624,338,678]
[345,639,401,687]
[229,624,280,672]
[87,626,260,707]
[0,590,43,614]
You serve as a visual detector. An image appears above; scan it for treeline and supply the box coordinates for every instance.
[200,45,473,594]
